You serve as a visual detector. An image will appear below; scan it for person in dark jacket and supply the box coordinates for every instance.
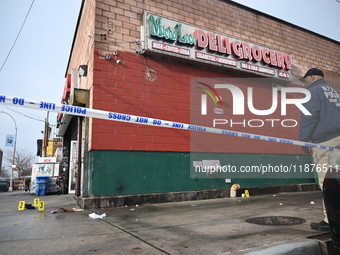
[299,68,340,232]
[24,177,31,192]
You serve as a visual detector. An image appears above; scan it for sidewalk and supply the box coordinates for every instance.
[0,190,337,255]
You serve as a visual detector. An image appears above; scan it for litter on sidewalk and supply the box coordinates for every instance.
[60,207,84,212]
[50,208,84,214]
[89,212,106,219]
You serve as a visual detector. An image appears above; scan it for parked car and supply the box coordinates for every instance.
[0,179,9,192]
[323,150,340,252]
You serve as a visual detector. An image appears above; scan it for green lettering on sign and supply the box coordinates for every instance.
[149,15,176,41]
[149,15,164,37]
[177,24,196,45]
[149,15,197,46]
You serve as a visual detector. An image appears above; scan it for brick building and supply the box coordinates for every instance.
[58,0,340,208]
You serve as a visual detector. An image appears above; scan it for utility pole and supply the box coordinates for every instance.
[43,111,50,157]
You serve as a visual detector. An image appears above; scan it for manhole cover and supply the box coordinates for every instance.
[246,216,306,226]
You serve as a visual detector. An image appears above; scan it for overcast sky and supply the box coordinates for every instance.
[232,0,340,41]
[0,0,82,165]
[0,0,339,166]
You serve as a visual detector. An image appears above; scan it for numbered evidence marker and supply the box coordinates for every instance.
[18,201,25,211]
[34,198,40,207]
[38,201,45,211]
[244,190,250,197]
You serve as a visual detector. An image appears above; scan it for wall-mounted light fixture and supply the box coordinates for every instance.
[78,65,88,77]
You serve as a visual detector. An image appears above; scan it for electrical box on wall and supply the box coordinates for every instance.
[69,88,89,107]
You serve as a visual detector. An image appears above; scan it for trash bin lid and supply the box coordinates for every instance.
[36,176,49,180]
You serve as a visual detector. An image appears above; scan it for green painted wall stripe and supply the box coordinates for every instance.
[89,151,314,196]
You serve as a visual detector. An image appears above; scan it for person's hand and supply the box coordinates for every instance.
[302,146,312,154]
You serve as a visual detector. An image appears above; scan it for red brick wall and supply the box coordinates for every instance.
[90,51,303,154]
[91,52,195,152]
[68,0,340,154]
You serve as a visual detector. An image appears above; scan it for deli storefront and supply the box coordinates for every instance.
[59,0,340,208]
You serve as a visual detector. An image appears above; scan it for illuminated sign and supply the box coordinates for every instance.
[141,13,292,80]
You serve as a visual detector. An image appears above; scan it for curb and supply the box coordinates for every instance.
[243,241,322,255]
[77,183,319,209]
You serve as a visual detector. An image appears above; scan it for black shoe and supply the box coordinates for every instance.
[310,220,330,231]
[25,204,36,210]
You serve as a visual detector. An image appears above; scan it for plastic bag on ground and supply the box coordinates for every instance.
[89,212,106,219]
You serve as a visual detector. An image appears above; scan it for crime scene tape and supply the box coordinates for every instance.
[0,95,335,150]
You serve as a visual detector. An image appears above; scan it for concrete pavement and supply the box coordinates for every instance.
[0,189,338,255]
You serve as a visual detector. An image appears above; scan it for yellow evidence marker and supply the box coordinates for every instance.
[34,198,40,207]
[244,190,250,197]
[18,201,25,211]
[38,201,45,211]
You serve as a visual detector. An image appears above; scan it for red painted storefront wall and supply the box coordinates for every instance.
[89,50,302,155]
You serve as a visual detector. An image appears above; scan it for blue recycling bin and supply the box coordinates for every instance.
[35,176,49,196]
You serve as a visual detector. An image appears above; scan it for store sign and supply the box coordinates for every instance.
[141,13,292,80]
[39,157,57,163]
